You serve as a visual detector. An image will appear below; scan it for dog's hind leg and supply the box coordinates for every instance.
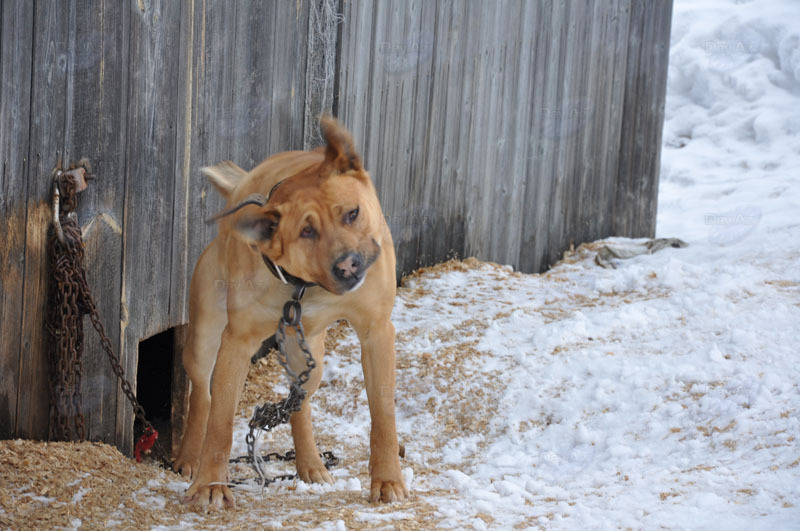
[174,246,228,478]
[287,331,333,484]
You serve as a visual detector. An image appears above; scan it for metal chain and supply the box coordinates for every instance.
[46,194,88,441]
[46,170,171,468]
[229,449,339,486]
[237,284,338,487]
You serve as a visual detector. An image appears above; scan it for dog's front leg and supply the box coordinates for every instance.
[287,332,333,484]
[357,319,408,503]
[183,325,253,509]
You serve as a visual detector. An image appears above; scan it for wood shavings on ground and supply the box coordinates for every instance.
[0,438,442,530]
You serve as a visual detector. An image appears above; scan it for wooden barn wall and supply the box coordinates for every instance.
[0,0,671,452]
[0,0,313,453]
[0,0,34,441]
[337,0,672,276]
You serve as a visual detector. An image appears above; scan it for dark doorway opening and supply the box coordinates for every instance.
[136,327,176,458]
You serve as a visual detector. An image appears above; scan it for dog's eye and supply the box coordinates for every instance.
[345,207,359,225]
[300,226,316,239]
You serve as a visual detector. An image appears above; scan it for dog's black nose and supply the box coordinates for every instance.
[333,252,362,282]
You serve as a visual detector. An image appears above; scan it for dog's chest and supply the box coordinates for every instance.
[242,284,340,334]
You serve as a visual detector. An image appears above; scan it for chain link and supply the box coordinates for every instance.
[238,284,338,487]
[229,450,339,486]
[46,176,90,441]
[46,169,171,468]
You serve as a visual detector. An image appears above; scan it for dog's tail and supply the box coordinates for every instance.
[201,160,247,199]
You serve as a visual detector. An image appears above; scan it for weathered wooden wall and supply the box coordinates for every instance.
[0,0,314,453]
[337,0,672,276]
[0,0,672,453]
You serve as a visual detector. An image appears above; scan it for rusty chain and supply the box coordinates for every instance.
[46,167,171,468]
[46,188,87,440]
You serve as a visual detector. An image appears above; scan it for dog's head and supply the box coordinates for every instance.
[210,117,384,295]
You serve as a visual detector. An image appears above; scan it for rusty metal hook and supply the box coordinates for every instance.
[52,170,65,244]
[51,164,92,244]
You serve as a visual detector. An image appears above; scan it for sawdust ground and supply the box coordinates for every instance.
[0,439,450,530]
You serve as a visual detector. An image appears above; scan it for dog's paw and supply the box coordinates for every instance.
[370,478,409,503]
[173,456,200,479]
[182,482,235,509]
[297,463,334,485]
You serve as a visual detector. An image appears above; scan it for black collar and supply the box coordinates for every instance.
[261,254,316,290]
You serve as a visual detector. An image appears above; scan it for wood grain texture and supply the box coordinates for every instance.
[0,0,671,451]
[117,0,184,455]
[173,0,313,327]
[171,0,233,332]
[304,0,338,149]
[64,0,129,444]
[613,0,673,238]
[0,0,34,439]
[16,0,72,440]
[337,0,671,276]
[170,324,189,458]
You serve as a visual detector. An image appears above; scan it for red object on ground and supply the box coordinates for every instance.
[134,427,158,463]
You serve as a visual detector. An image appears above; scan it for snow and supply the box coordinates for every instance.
[71,487,90,504]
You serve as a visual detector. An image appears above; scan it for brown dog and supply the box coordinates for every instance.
[174,117,407,508]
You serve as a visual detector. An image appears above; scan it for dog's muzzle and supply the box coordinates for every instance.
[332,252,367,292]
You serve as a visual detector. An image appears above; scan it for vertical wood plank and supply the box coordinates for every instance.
[173,0,234,329]
[63,0,129,443]
[167,0,196,328]
[118,0,184,455]
[16,0,73,440]
[462,0,499,261]
[484,0,535,268]
[336,0,375,155]
[558,0,591,253]
[582,0,631,240]
[0,0,34,439]
[170,323,189,458]
[227,0,308,169]
[415,0,468,269]
[519,0,554,272]
[379,0,436,276]
[613,0,672,237]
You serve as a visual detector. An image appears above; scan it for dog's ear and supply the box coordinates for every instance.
[201,161,247,199]
[235,211,280,243]
[321,115,363,173]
